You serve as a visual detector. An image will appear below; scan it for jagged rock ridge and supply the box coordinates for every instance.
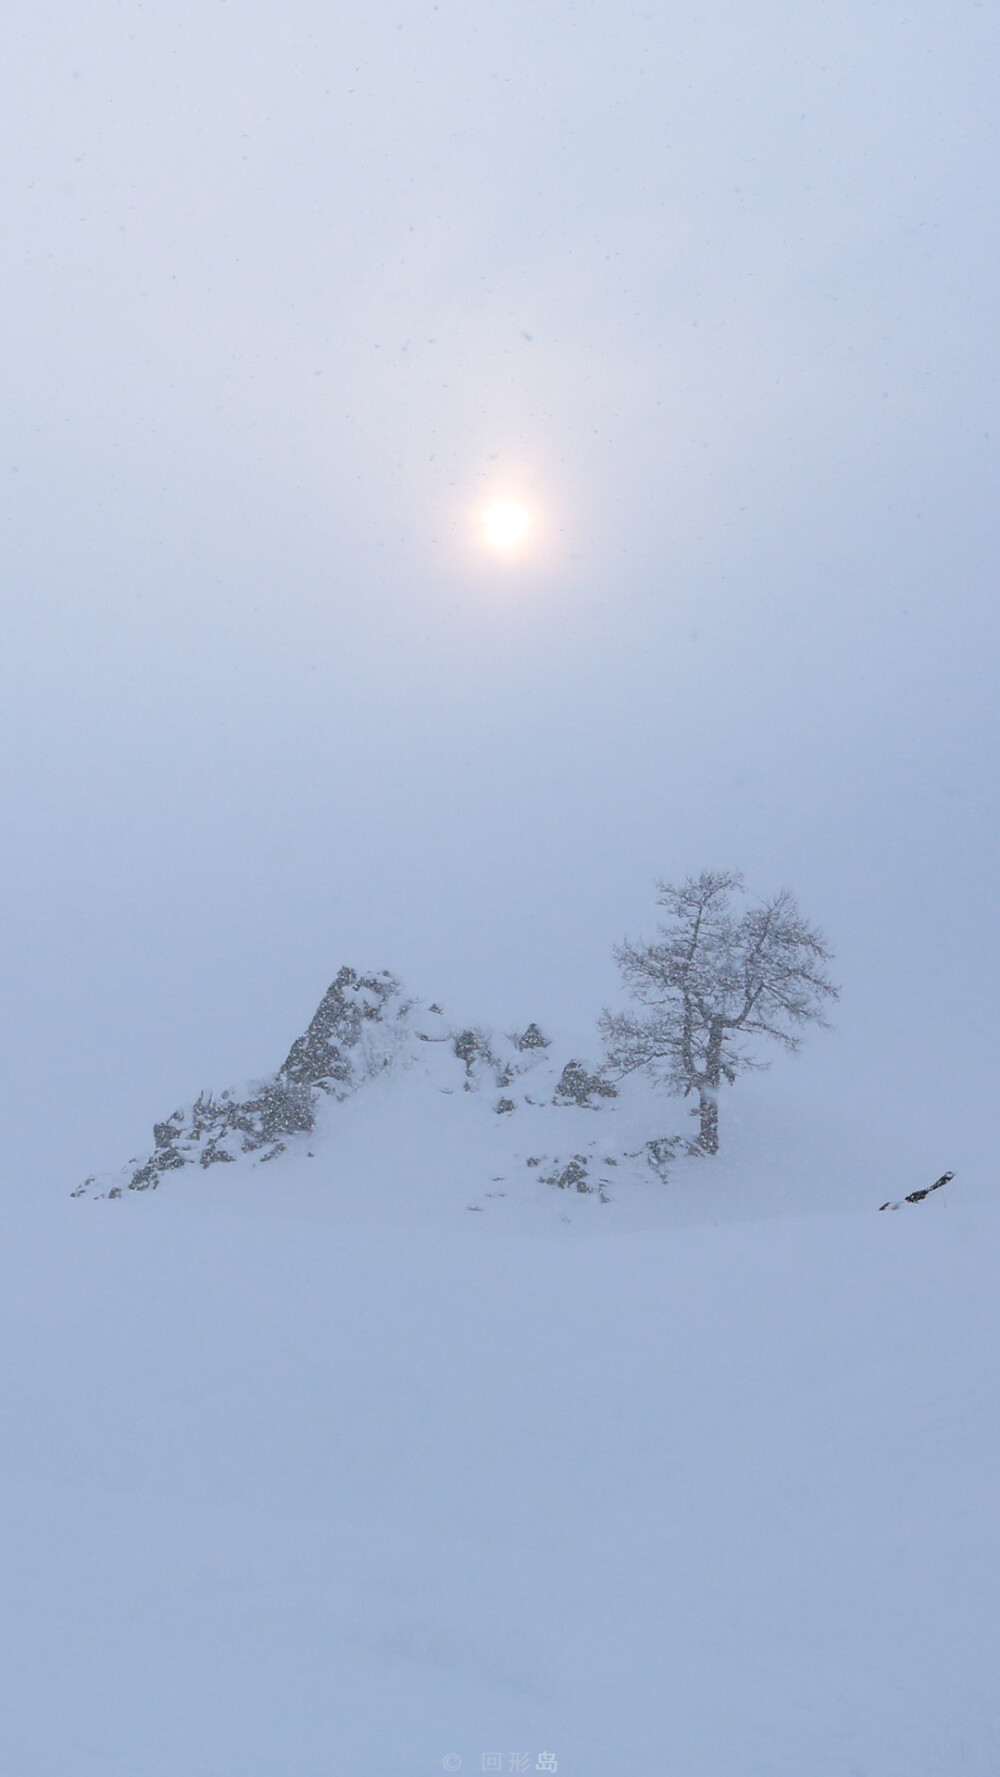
[75,965,702,1201]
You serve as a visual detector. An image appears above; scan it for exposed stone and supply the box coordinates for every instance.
[153,1112,184,1150]
[200,1143,236,1168]
[453,1026,512,1090]
[540,1154,594,1193]
[453,1027,490,1071]
[78,964,699,1206]
[879,1170,954,1211]
[553,1060,618,1108]
[281,966,406,1088]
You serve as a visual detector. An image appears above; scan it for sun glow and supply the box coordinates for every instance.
[482,498,531,550]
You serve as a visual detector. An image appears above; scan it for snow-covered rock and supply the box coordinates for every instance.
[74,965,702,1203]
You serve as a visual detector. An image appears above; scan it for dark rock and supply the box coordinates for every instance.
[200,1144,236,1168]
[239,1078,315,1143]
[453,1028,487,1070]
[553,1061,618,1108]
[453,1027,504,1087]
[880,1170,955,1211]
[281,966,404,1087]
[82,963,413,1199]
[541,1154,593,1192]
[128,1159,159,1191]
[153,1112,184,1150]
[905,1170,954,1203]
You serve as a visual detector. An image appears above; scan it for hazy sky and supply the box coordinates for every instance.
[2,1,997,1188]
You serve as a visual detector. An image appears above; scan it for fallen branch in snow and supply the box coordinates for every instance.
[879,1171,954,1212]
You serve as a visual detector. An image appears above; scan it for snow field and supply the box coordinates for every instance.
[0,1168,996,1776]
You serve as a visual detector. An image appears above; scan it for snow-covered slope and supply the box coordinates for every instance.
[1,968,994,1777]
[75,964,706,1221]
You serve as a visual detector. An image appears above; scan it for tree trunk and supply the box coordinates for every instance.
[697,1090,719,1154]
[697,1017,724,1153]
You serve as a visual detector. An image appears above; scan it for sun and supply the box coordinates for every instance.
[483,498,531,550]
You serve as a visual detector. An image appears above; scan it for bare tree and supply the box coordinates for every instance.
[600,871,838,1153]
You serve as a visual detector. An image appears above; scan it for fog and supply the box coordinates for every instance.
[2,0,997,1190]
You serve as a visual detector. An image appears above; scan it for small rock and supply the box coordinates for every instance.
[553,1061,618,1107]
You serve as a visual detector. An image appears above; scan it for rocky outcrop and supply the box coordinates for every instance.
[879,1171,954,1211]
[74,965,702,1201]
[453,1027,503,1088]
[123,1076,318,1192]
[530,1152,612,1201]
[553,1060,618,1108]
[77,967,413,1195]
[281,967,410,1089]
